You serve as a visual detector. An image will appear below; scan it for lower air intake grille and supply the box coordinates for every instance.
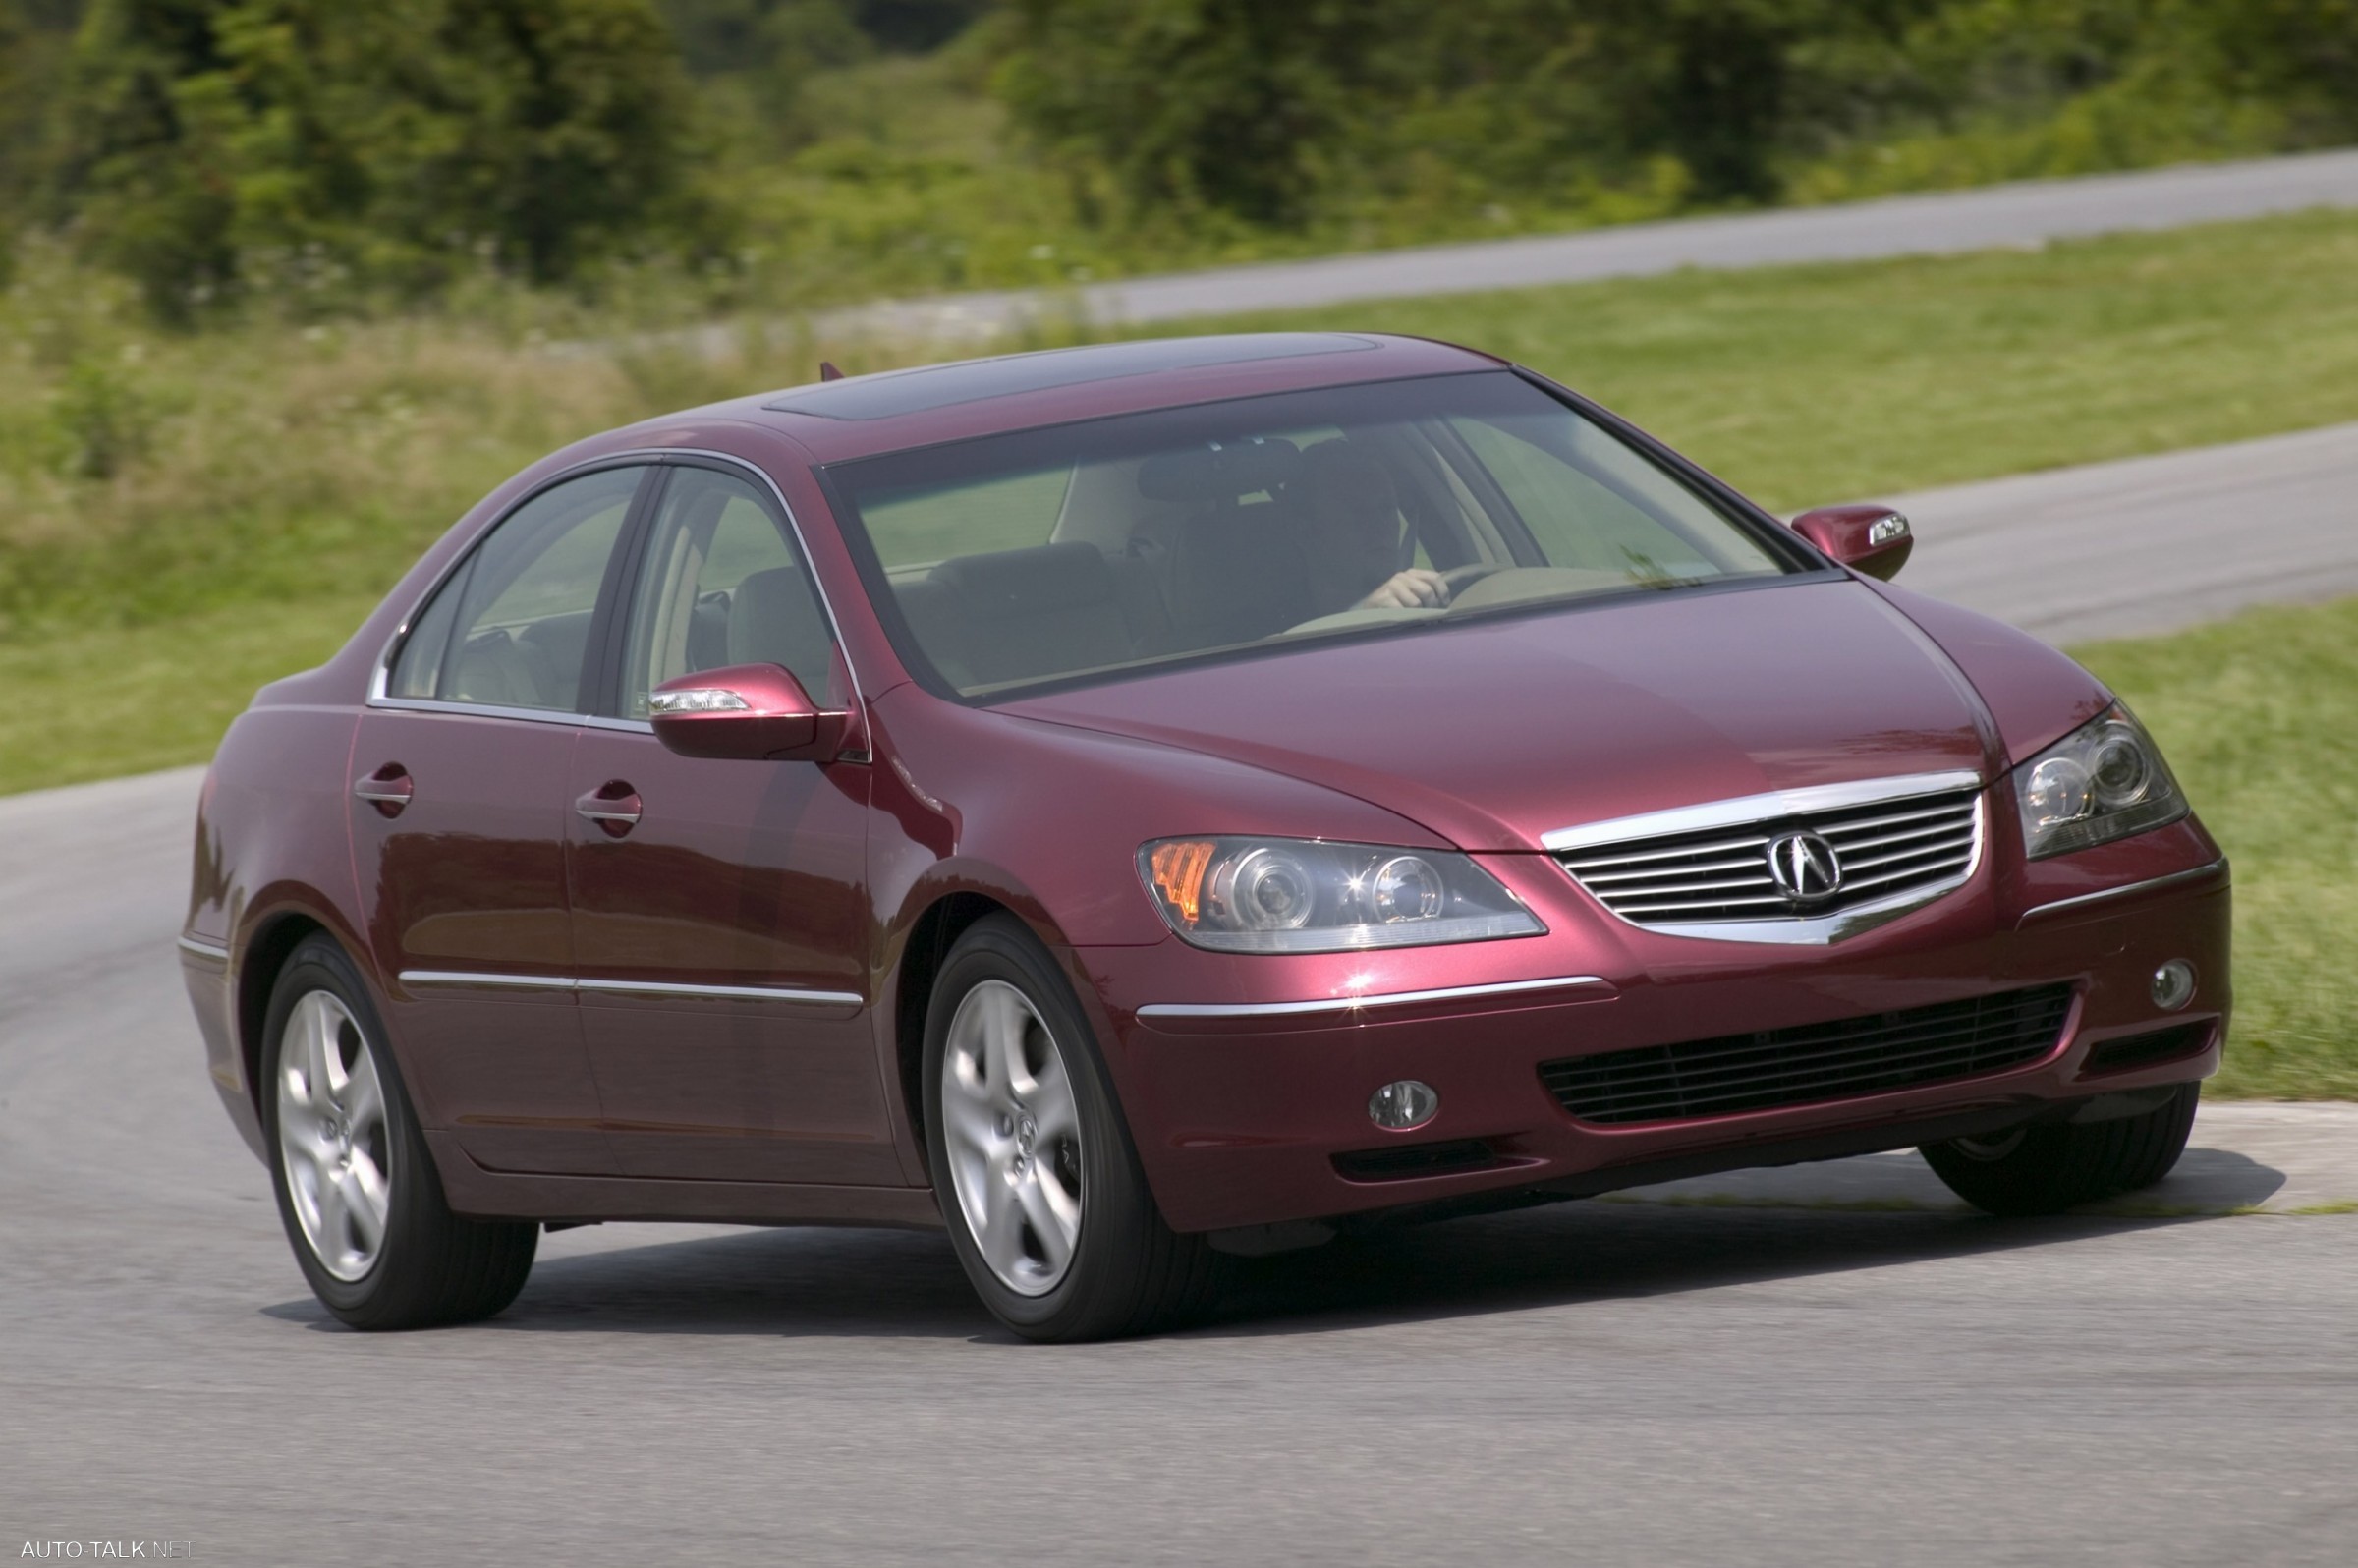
[1540,983,2075,1125]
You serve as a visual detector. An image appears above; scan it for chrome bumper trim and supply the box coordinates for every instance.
[2018,859,2230,924]
[1137,974,1612,1021]
[177,934,231,963]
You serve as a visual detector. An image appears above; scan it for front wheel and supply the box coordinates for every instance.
[1921,1082,2201,1216]
[924,915,1221,1341]
[261,936,537,1329]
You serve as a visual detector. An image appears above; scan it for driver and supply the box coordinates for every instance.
[1298,441,1450,615]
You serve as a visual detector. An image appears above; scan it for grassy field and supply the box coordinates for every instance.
[2073,598,2358,1100]
[2,205,2353,1094]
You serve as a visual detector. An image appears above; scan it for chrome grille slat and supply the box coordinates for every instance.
[1589,872,1784,898]
[1560,835,1772,871]
[1555,784,1982,930]
[1821,819,1973,857]
[1579,854,1779,884]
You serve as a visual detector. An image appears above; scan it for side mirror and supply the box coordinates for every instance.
[1791,504,1913,582]
[649,663,848,762]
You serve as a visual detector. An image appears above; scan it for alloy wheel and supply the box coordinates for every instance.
[275,989,392,1282]
[940,980,1085,1296]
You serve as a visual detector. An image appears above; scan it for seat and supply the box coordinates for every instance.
[726,566,837,700]
[446,627,558,708]
[917,541,1168,689]
[1132,439,1314,647]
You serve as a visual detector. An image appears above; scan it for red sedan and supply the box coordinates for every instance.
[180,333,2229,1341]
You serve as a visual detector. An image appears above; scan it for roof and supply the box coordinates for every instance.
[634,331,1508,465]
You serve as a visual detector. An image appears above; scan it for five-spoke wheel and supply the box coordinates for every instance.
[260,936,537,1329]
[923,915,1222,1341]
[941,980,1086,1296]
[275,989,392,1281]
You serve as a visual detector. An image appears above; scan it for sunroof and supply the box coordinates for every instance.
[761,333,1380,420]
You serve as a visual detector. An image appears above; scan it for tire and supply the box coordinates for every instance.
[259,936,537,1329]
[923,915,1222,1342]
[1921,1082,2201,1217]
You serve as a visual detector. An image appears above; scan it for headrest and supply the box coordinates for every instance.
[1137,438,1305,504]
[1299,437,1398,517]
[728,565,830,671]
[930,541,1116,621]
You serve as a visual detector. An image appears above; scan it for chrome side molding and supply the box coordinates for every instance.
[397,971,863,1007]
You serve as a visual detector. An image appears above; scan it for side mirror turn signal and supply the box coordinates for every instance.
[649,663,849,762]
[1791,504,1913,582]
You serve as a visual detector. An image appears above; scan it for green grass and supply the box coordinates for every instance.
[4,205,2357,1095]
[2070,597,2358,1100]
[1180,205,2358,512]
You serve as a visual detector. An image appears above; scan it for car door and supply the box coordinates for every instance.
[565,460,898,1185]
[352,463,652,1176]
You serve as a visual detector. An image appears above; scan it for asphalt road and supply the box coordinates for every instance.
[814,147,2358,342]
[1886,418,2358,643]
[2,766,2354,1565]
[7,417,2358,1557]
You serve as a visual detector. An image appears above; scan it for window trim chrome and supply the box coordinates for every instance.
[365,448,871,760]
[397,970,864,1007]
[1135,974,1612,1020]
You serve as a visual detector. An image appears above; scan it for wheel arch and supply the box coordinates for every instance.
[234,906,380,1122]
[891,891,1016,1169]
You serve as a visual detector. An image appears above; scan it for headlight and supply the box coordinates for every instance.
[1138,837,1545,953]
[2012,704,2188,859]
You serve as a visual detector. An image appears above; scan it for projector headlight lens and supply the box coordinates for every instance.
[2012,705,2187,859]
[1140,837,1544,953]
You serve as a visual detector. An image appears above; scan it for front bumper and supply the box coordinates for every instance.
[1076,819,2230,1235]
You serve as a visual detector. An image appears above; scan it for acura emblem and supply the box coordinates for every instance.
[1766,831,1843,902]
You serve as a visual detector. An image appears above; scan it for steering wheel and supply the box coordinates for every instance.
[1438,562,1510,595]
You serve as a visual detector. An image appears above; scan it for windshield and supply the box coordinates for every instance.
[826,370,1796,698]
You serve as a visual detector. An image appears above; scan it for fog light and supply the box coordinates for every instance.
[2152,960,2196,1012]
[1368,1080,1439,1131]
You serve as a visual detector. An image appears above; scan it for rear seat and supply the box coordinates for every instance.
[899,541,1169,689]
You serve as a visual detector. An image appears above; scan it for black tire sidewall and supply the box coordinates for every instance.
[921,916,1163,1338]
[258,936,435,1317]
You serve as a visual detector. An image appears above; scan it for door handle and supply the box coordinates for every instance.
[575,780,644,838]
[354,764,414,818]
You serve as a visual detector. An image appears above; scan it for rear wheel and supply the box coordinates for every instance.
[924,915,1221,1342]
[1921,1083,2201,1216]
[261,936,537,1329]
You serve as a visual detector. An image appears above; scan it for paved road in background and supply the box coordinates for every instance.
[813,147,2358,342]
[2,770,2354,1566]
[1889,418,2358,643]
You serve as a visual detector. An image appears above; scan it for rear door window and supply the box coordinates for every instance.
[389,467,646,711]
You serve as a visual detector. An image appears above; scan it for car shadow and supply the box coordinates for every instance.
[258,1147,2289,1343]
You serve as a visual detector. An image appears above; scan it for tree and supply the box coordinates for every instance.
[54,0,703,320]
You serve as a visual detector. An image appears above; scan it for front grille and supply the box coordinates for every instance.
[1556,786,1981,929]
[1540,983,2074,1125]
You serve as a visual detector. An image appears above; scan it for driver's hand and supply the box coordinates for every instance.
[1359,568,1450,610]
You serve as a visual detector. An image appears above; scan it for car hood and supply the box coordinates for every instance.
[1002,579,2007,852]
